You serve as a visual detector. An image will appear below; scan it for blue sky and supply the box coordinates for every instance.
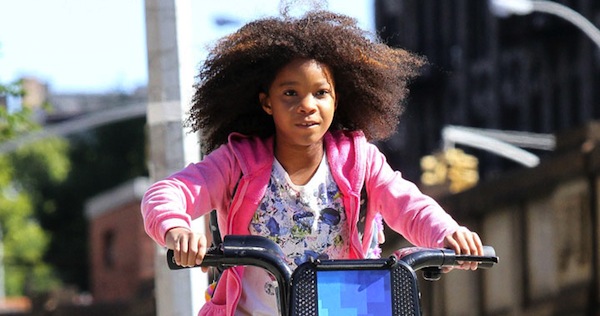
[0,0,374,94]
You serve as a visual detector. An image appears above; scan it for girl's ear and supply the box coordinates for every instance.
[259,92,272,115]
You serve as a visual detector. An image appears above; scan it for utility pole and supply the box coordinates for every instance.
[144,0,208,315]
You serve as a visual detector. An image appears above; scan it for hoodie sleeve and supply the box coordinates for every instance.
[365,144,460,248]
[140,146,239,246]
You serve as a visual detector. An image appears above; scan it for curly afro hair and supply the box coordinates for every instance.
[187,10,426,153]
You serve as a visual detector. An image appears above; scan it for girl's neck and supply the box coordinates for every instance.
[274,141,324,186]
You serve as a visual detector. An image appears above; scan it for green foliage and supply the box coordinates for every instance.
[1,76,148,296]
[0,79,24,98]
[0,80,27,139]
[0,107,38,141]
[0,81,68,296]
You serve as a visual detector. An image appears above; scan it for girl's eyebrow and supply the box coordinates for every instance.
[276,80,332,88]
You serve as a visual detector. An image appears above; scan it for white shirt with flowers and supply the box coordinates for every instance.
[236,154,349,315]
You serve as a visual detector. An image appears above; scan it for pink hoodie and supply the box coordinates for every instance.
[141,130,460,315]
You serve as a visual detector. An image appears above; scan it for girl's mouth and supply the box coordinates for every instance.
[298,122,318,127]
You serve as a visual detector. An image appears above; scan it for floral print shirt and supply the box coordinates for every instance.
[237,155,350,315]
[249,155,350,268]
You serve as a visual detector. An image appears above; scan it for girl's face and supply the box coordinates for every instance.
[260,58,336,150]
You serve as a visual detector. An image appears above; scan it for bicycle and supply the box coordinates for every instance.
[167,235,498,316]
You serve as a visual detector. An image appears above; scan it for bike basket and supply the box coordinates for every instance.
[290,258,421,316]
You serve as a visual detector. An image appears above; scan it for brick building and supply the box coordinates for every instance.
[84,177,154,304]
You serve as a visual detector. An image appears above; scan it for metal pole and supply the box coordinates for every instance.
[530,1,600,51]
[441,126,542,168]
[144,0,208,315]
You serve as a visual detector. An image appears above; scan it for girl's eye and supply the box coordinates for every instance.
[283,90,297,96]
[316,90,330,97]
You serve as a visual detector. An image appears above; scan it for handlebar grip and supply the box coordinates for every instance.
[166,248,224,270]
[451,245,498,269]
[395,245,499,271]
[166,249,181,270]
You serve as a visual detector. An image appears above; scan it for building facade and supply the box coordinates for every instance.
[374,0,600,181]
[85,177,154,304]
[374,1,600,313]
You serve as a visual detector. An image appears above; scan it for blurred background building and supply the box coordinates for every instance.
[371,1,600,315]
[375,0,600,183]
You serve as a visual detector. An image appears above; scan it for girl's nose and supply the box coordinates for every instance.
[298,95,317,114]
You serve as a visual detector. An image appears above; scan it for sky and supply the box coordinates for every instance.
[0,0,374,94]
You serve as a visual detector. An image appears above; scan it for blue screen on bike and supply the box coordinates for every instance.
[316,269,392,316]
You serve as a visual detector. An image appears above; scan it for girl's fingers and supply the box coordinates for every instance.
[196,234,207,265]
[445,228,485,271]
[443,233,460,254]
[165,228,207,267]
[474,232,484,256]
[182,233,206,267]
[461,231,482,270]
[181,235,192,266]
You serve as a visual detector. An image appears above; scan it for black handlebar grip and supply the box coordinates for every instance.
[452,246,498,269]
[166,249,183,270]
[166,248,224,270]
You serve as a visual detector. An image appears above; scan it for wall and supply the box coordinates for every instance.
[85,178,154,304]
[374,0,600,183]
[412,121,600,315]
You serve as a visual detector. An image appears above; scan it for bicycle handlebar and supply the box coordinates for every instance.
[166,235,498,316]
[166,235,498,315]
[166,235,498,274]
[391,245,498,281]
[167,235,293,313]
[393,245,498,269]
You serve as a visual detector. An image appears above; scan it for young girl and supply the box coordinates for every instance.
[141,9,483,316]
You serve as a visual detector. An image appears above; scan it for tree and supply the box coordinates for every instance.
[40,115,147,290]
[0,80,69,296]
[1,64,148,296]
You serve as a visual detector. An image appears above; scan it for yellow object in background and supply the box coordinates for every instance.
[420,148,479,193]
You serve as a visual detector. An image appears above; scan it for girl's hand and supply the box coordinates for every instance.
[443,226,483,271]
[165,227,209,272]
